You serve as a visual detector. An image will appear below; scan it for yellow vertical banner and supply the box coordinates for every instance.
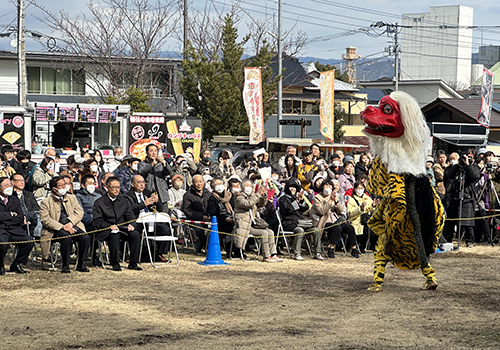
[319,71,335,141]
[243,67,265,145]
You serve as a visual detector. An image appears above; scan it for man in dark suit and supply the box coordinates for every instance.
[181,174,211,253]
[95,172,114,196]
[92,176,142,271]
[12,173,39,236]
[0,177,34,275]
[126,175,171,262]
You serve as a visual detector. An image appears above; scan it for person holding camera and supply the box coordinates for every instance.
[171,154,198,190]
[236,153,258,180]
[442,153,481,246]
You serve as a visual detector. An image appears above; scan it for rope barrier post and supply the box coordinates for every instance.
[198,216,229,266]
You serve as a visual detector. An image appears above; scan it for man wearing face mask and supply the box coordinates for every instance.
[279,178,323,261]
[40,176,90,273]
[60,155,84,194]
[114,155,141,195]
[12,173,40,237]
[328,153,344,179]
[172,154,198,189]
[181,174,211,254]
[207,177,235,257]
[104,147,124,173]
[75,174,102,266]
[0,177,34,275]
[13,150,36,180]
[197,149,223,178]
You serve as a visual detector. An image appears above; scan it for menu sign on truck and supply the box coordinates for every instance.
[35,106,56,121]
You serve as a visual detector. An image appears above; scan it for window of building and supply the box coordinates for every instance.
[27,66,85,95]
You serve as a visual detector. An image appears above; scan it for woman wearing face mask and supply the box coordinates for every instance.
[113,156,140,194]
[347,181,378,253]
[75,174,102,266]
[311,180,359,259]
[81,158,102,191]
[32,156,58,204]
[233,179,281,262]
[207,177,236,258]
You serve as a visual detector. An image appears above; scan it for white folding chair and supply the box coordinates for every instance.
[138,212,179,267]
[275,208,312,258]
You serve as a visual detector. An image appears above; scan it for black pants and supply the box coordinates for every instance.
[358,225,377,250]
[0,233,34,268]
[104,230,141,265]
[52,228,90,268]
[325,222,356,247]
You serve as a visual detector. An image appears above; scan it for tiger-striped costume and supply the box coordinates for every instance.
[367,157,445,290]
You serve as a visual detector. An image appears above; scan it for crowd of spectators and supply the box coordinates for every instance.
[1,141,498,275]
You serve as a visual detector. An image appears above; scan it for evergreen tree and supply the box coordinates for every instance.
[180,14,276,141]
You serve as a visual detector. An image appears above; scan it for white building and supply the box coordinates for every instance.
[400,5,473,89]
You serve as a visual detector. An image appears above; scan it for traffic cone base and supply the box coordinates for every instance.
[198,216,230,266]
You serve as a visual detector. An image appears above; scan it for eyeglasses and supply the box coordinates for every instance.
[108,186,121,190]
[12,178,24,182]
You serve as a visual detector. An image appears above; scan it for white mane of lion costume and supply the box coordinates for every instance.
[367,91,431,177]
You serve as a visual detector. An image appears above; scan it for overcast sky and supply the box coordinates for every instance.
[1,0,499,61]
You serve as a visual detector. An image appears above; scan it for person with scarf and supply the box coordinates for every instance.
[279,178,323,261]
[207,177,235,257]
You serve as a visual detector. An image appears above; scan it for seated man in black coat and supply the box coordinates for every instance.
[92,176,142,271]
[126,174,171,262]
[12,173,40,236]
[181,174,211,253]
[0,177,34,275]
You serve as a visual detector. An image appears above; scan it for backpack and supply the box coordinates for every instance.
[27,164,39,192]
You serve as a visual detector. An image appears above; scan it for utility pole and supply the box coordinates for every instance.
[370,21,401,91]
[393,22,399,91]
[17,0,26,107]
[277,0,283,138]
[182,0,188,117]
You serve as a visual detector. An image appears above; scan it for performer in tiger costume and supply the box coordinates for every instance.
[360,91,445,291]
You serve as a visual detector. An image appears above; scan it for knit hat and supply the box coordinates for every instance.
[171,174,183,184]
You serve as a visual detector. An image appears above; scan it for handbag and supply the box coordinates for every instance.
[297,219,313,228]
[250,211,269,229]
[352,196,371,226]
[360,212,371,226]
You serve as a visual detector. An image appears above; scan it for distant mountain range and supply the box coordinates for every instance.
[299,56,395,82]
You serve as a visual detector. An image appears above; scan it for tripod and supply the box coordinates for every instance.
[485,174,500,244]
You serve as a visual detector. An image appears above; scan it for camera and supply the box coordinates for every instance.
[486,157,498,173]
[0,161,8,169]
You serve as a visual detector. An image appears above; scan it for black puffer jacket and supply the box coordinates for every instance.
[278,178,309,231]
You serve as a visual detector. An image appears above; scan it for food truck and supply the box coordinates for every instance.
[0,102,203,162]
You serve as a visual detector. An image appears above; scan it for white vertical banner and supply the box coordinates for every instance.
[478,68,494,128]
[243,67,264,145]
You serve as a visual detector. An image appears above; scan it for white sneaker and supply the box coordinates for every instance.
[294,254,304,261]
[314,253,324,260]
[262,257,277,263]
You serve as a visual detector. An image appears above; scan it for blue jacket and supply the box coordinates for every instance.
[113,166,137,195]
[76,189,102,226]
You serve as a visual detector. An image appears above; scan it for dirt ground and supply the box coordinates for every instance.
[2,244,500,350]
